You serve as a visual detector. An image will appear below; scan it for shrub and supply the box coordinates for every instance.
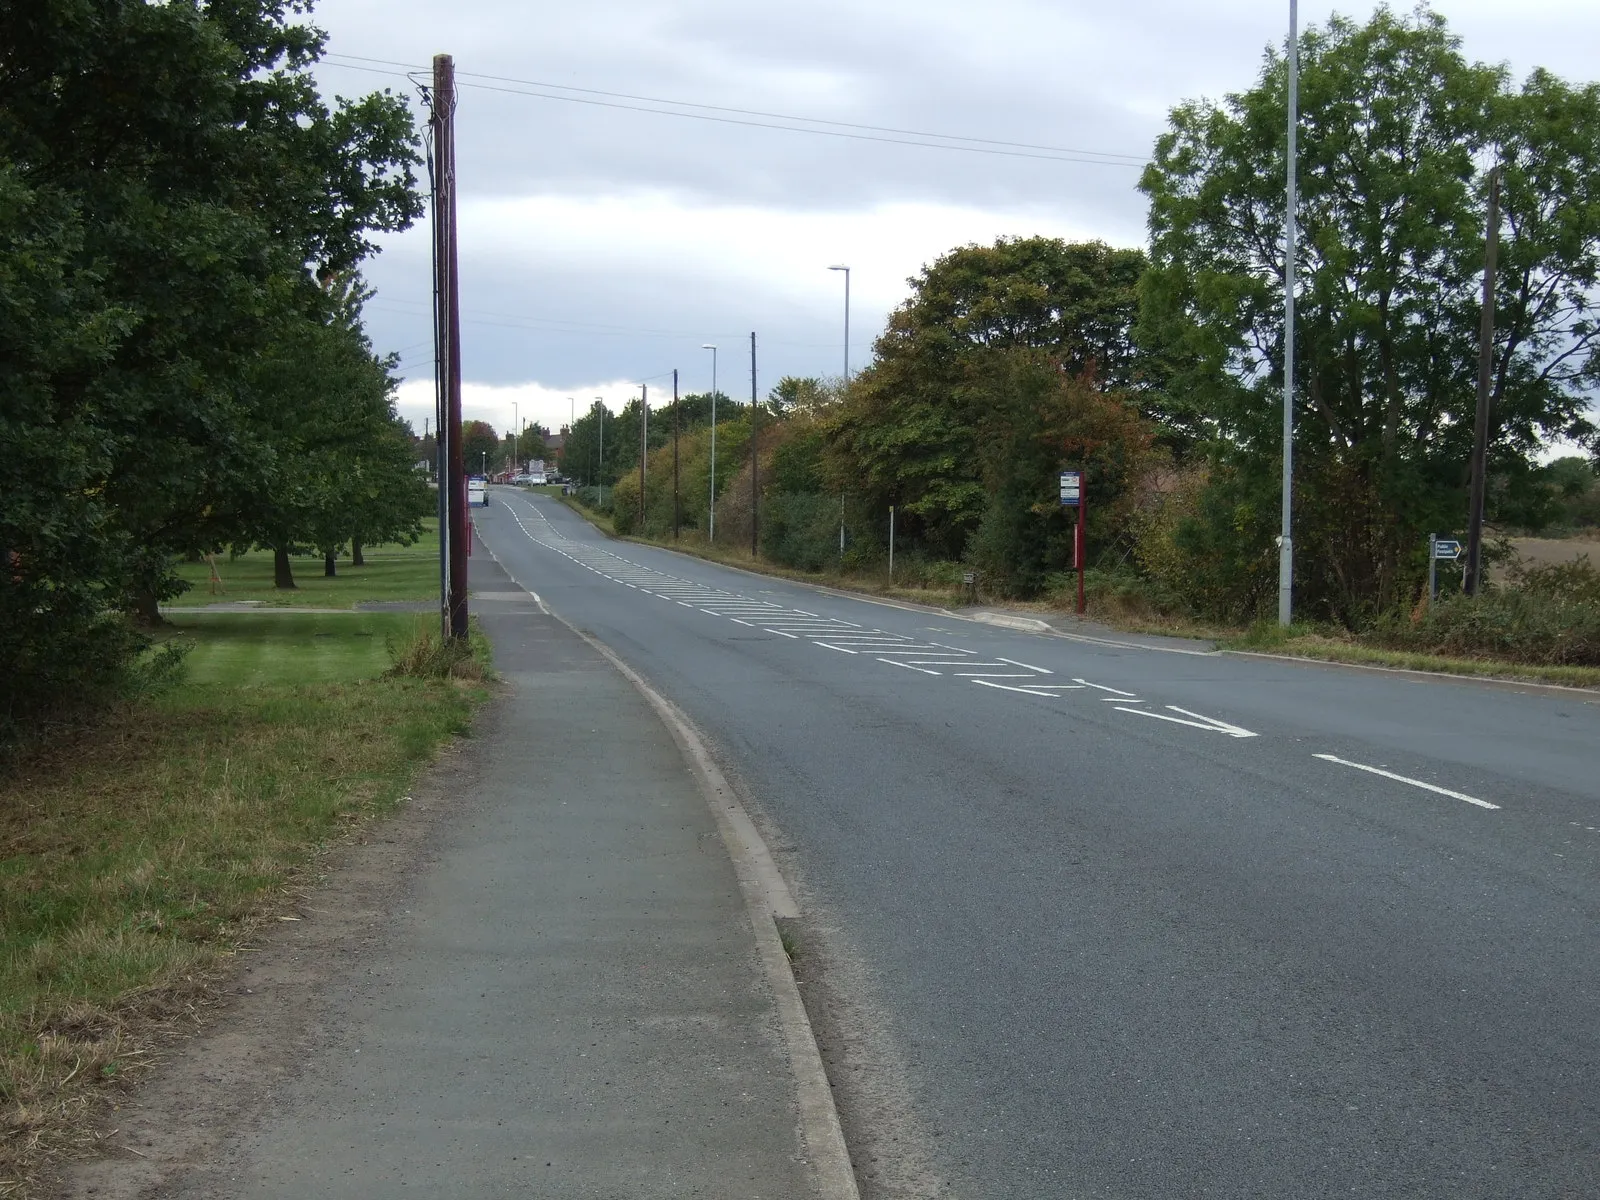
[385,620,489,680]
[1368,589,1600,666]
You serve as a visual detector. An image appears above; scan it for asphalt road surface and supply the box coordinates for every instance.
[477,489,1600,1199]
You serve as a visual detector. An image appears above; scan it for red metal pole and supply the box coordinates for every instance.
[1075,489,1086,616]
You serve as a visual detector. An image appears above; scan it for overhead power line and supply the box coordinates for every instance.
[321,54,1147,168]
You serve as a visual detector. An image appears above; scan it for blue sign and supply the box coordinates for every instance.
[1059,470,1082,507]
[1433,539,1462,560]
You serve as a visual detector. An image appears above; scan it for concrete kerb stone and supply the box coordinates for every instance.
[472,528,861,1200]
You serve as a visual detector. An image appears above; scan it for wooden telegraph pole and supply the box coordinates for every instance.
[431,53,467,640]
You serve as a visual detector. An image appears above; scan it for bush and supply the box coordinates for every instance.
[1515,554,1600,606]
[1368,589,1600,666]
[385,620,489,679]
[762,493,843,572]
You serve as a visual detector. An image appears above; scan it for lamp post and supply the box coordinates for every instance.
[1279,0,1299,626]
[512,401,518,472]
[702,343,718,542]
[596,396,605,506]
[829,264,851,562]
[828,264,850,382]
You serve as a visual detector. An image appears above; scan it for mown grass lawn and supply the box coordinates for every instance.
[0,611,488,1187]
[166,522,441,609]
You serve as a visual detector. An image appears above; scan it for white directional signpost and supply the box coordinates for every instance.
[1429,534,1463,602]
[1060,470,1085,615]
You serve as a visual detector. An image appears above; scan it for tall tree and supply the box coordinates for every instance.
[1140,7,1600,619]
[827,237,1147,557]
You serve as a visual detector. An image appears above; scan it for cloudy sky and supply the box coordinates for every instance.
[304,0,1600,439]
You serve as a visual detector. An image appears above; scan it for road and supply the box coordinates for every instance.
[477,489,1600,1199]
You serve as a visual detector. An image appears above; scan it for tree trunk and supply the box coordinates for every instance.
[128,586,166,628]
[323,553,337,578]
[351,538,365,567]
[274,546,296,590]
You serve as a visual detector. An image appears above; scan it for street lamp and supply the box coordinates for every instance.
[828,264,850,382]
[1279,0,1299,626]
[702,343,718,542]
[829,265,851,564]
[595,396,605,506]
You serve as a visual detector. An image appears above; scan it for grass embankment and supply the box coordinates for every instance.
[0,609,489,1188]
[1222,625,1600,689]
[167,523,440,609]
[556,495,1600,689]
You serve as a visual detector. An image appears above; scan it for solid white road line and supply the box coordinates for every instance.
[1114,705,1258,738]
[1313,754,1500,810]
[764,629,801,638]
[1074,678,1138,697]
[972,680,1060,696]
[997,656,1052,673]
[879,658,942,675]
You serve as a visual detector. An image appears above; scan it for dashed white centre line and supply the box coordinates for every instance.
[1313,754,1500,810]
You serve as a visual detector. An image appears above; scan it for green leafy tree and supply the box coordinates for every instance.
[461,421,501,477]
[1140,6,1600,620]
[827,237,1147,558]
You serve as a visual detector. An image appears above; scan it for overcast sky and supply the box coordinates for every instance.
[305,0,1600,439]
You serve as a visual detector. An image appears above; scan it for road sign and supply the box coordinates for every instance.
[1433,539,1462,560]
[1059,470,1082,507]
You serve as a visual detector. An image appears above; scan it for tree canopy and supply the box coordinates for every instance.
[0,0,427,734]
[1139,6,1600,618]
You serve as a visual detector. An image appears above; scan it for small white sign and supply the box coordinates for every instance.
[1059,470,1082,507]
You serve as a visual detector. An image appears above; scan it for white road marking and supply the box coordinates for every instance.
[1313,754,1500,810]
[880,658,942,675]
[973,680,1061,697]
[949,671,1037,678]
[1074,678,1138,697]
[764,628,801,638]
[1114,705,1257,738]
[997,656,1052,673]
[815,643,859,654]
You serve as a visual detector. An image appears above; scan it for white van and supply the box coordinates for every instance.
[467,477,487,507]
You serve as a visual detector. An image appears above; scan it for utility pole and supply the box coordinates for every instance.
[750,332,759,558]
[1278,1,1298,628]
[596,397,605,506]
[638,384,647,530]
[1465,166,1501,597]
[672,368,681,540]
[431,52,467,641]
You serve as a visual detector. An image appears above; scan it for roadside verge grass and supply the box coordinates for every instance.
[0,613,489,1189]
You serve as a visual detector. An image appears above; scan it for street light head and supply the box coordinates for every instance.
[828,264,849,272]
[701,343,716,350]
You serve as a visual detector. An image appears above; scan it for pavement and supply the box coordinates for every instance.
[468,487,1600,1199]
[119,547,845,1199]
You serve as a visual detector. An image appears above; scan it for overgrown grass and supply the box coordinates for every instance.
[0,611,487,1188]
[166,522,441,609]
[1222,623,1600,688]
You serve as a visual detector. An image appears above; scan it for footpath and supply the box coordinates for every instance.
[63,549,844,1199]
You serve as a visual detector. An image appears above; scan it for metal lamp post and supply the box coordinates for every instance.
[1279,0,1299,626]
[829,265,851,561]
[702,343,718,542]
[596,396,605,506]
[828,264,850,381]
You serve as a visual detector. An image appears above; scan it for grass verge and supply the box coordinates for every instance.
[1222,629,1600,689]
[166,523,440,610]
[0,613,489,1190]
